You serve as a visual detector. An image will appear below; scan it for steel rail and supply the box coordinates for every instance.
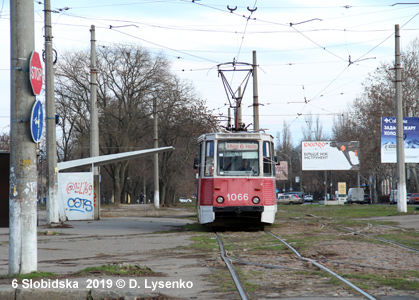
[228,256,303,270]
[342,227,419,253]
[214,233,250,300]
[265,231,377,300]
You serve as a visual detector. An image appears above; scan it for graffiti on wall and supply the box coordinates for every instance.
[58,173,94,220]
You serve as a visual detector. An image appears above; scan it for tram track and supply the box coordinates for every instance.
[341,227,419,254]
[214,230,378,300]
[296,213,419,254]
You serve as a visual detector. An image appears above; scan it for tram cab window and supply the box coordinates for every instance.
[263,141,275,177]
[217,141,259,176]
[204,141,214,177]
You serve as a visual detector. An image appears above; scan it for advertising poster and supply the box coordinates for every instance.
[381,117,419,163]
[275,161,288,180]
[302,141,360,171]
[338,182,347,195]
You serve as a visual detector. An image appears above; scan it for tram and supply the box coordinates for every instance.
[194,60,279,229]
[195,131,278,229]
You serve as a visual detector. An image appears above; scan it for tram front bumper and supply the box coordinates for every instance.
[213,206,264,213]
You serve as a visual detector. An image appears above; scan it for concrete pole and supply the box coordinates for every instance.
[238,86,242,129]
[9,0,38,275]
[299,157,302,192]
[153,97,160,209]
[45,0,59,224]
[395,24,407,213]
[90,25,100,219]
[324,171,327,201]
[252,50,259,131]
[143,161,147,203]
[228,108,231,130]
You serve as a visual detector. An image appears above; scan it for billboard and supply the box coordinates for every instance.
[381,117,419,163]
[275,161,288,180]
[302,141,360,171]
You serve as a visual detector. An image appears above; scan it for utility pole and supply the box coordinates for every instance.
[9,0,38,275]
[237,86,242,128]
[252,50,259,131]
[90,25,100,219]
[395,24,407,213]
[45,0,59,224]
[324,171,327,201]
[153,97,160,209]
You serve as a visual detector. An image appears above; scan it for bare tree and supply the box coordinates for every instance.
[331,38,419,198]
[55,44,213,204]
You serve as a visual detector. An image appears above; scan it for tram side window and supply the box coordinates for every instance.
[205,141,214,177]
[263,141,274,176]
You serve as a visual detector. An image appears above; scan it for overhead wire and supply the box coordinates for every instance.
[29,1,419,129]
[281,5,419,127]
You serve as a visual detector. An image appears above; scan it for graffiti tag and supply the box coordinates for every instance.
[67,198,93,213]
[66,182,93,196]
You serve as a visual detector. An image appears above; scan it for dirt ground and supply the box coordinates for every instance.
[100,204,419,299]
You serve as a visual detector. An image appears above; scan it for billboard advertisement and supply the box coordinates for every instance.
[381,117,419,163]
[302,141,360,171]
[275,161,288,180]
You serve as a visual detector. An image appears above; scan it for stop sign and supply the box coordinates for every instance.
[29,51,43,95]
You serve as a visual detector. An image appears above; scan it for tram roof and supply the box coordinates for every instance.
[198,131,273,143]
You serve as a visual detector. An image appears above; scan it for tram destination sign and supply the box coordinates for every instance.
[224,142,258,150]
[302,141,360,171]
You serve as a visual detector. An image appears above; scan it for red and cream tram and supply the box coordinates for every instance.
[195,132,278,229]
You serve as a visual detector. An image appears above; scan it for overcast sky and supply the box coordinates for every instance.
[1,0,419,145]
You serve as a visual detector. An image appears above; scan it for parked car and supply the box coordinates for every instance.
[409,193,419,205]
[407,193,412,203]
[390,191,410,204]
[179,197,192,203]
[284,191,304,199]
[303,194,313,203]
[277,194,303,205]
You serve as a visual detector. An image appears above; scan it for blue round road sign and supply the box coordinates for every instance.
[30,100,43,143]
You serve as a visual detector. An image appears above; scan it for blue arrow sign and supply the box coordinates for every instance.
[30,100,43,143]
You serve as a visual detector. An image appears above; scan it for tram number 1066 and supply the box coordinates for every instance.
[227,193,249,202]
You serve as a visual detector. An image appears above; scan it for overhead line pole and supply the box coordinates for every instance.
[90,25,100,219]
[9,0,38,275]
[252,50,259,131]
[153,97,160,209]
[395,24,407,213]
[45,0,59,224]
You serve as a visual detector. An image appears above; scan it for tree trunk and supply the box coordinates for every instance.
[113,163,121,204]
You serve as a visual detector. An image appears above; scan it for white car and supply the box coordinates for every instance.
[277,194,303,205]
[304,195,313,203]
[179,197,192,203]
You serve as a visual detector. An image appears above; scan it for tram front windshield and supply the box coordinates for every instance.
[217,141,259,176]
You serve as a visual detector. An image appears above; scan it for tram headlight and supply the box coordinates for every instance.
[252,197,260,204]
[216,196,225,204]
